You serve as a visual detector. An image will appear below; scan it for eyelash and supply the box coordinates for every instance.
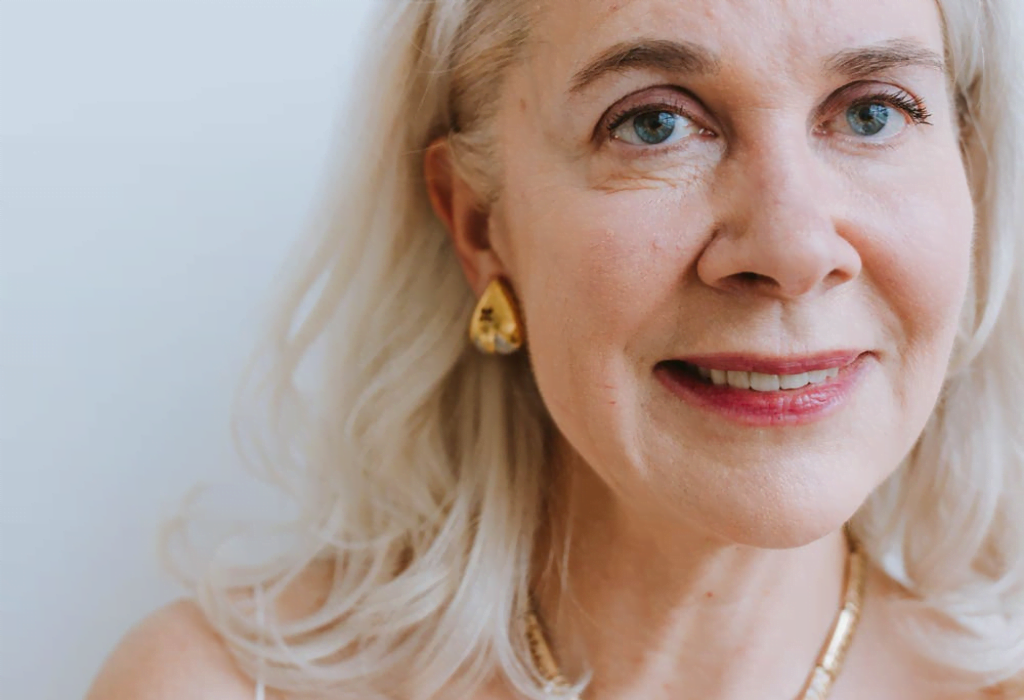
[602,87,933,145]
[850,89,933,126]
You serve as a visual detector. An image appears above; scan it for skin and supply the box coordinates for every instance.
[430,0,979,697]
[469,0,972,551]
[86,1,1010,699]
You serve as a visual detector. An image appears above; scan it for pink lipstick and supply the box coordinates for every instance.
[654,351,872,426]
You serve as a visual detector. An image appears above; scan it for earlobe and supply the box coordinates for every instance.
[424,138,502,294]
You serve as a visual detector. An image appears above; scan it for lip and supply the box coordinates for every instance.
[669,350,863,375]
[654,351,873,427]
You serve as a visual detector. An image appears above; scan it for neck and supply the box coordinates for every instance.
[530,444,851,700]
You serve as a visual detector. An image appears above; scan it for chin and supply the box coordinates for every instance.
[665,451,882,550]
[709,508,854,551]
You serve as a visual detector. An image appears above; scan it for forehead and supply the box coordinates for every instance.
[528,0,946,85]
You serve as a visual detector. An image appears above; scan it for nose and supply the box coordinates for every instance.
[696,134,862,301]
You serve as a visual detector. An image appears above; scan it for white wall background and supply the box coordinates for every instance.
[0,2,373,698]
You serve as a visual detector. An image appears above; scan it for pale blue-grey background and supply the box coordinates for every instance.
[1,2,373,698]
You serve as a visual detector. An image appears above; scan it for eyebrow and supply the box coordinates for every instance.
[568,37,947,93]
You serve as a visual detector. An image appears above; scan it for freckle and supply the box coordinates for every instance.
[520,98,527,112]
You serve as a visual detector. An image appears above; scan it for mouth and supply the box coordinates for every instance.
[663,360,844,392]
[654,351,872,426]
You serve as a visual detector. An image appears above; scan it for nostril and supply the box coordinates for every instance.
[725,271,778,291]
[697,228,861,300]
[825,267,854,286]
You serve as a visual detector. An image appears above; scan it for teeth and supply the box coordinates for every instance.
[806,369,828,384]
[695,365,841,391]
[779,372,809,390]
[749,372,780,391]
[726,370,751,389]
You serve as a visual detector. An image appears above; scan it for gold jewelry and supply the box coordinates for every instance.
[469,277,524,355]
[525,533,867,700]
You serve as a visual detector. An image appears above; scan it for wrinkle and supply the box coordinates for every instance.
[588,160,709,194]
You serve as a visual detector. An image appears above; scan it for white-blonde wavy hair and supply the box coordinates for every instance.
[163,1,1024,697]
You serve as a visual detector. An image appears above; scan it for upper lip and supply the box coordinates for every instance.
[667,351,867,375]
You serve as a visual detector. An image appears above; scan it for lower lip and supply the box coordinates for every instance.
[654,354,872,427]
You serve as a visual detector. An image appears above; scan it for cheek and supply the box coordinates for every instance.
[851,152,974,424]
[508,188,699,355]
[500,185,705,435]
[859,161,973,352]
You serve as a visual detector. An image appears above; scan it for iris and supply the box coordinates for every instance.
[633,111,678,144]
[847,103,891,137]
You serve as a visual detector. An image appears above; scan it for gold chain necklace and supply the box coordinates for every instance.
[525,536,867,700]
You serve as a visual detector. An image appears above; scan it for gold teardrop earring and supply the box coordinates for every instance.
[469,277,524,355]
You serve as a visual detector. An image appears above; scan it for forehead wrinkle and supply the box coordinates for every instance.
[539,0,948,94]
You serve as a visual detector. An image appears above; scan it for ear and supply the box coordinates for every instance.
[424,138,504,296]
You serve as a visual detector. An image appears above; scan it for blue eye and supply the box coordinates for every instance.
[846,103,895,137]
[611,110,698,146]
[634,112,677,144]
[833,89,935,141]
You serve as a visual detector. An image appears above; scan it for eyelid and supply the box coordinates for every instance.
[595,85,709,141]
[813,84,933,149]
[814,80,929,125]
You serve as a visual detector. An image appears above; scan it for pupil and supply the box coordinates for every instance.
[634,112,676,144]
[847,104,889,136]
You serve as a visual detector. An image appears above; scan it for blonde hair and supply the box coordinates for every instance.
[163,1,1024,697]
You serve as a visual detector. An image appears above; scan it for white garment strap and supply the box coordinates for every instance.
[254,584,266,700]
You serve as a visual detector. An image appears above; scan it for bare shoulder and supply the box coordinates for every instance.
[984,674,1024,699]
[85,598,263,700]
[86,559,339,700]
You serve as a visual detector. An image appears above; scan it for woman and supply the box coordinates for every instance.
[87,0,1024,698]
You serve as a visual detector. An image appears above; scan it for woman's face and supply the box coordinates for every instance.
[487,0,973,546]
